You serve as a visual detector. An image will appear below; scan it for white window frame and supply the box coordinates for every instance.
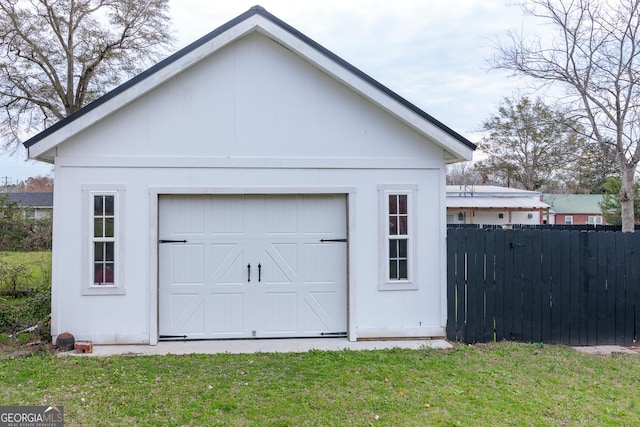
[564,216,573,225]
[378,185,418,291]
[588,215,603,225]
[82,185,126,295]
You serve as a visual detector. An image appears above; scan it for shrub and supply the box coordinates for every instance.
[0,291,50,337]
[0,252,52,342]
[0,253,51,292]
[0,261,30,291]
[0,195,52,251]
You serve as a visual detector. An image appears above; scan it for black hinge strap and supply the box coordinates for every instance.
[319,239,347,243]
[159,240,188,244]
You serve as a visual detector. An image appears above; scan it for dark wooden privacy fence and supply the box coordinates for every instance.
[446,227,640,345]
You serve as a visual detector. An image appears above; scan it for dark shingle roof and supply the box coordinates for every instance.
[6,192,53,208]
[23,5,476,152]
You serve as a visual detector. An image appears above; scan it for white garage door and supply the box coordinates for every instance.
[158,194,347,339]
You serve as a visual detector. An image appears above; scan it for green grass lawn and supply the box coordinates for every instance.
[1,342,638,426]
[0,251,52,291]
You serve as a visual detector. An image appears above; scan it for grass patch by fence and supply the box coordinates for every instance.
[1,342,639,426]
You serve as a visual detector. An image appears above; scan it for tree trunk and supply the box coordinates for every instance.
[619,167,636,232]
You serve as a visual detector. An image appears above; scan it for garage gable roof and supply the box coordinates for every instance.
[24,5,476,162]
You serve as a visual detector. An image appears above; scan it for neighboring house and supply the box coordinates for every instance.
[447,185,551,226]
[23,7,474,345]
[543,194,605,225]
[5,192,53,220]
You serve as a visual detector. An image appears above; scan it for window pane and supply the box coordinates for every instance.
[105,242,114,262]
[104,264,115,284]
[398,195,407,214]
[398,239,407,258]
[389,240,397,258]
[389,217,398,235]
[94,218,104,238]
[104,195,115,216]
[389,195,398,214]
[95,242,104,261]
[105,218,115,238]
[94,196,103,216]
[399,216,408,235]
[398,260,408,279]
[389,260,397,280]
[94,263,104,284]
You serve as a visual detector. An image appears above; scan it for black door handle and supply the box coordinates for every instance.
[258,263,262,282]
[247,263,251,282]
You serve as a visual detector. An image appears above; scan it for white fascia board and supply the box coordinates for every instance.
[28,16,266,161]
[254,20,474,162]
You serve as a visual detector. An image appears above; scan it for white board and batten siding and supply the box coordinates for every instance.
[31,8,474,345]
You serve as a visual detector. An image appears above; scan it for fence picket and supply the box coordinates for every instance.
[614,232,627,344]
[467,229,479,343]
[552,230,566,344]
[580,231,597,345]
[446,228,457,340]
[540,230,553,343]
[470,228,483,343]
[522,229,535,342]
[511,230,525,341]
[531,229,543,342]
[494,230,506,341]
[568,231,581,345]
[454,227,467,342]
[586,232,599,345]
[602,232,616,345]
[484,229,496,342]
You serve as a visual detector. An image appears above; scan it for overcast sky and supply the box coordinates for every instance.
[0,0,531,183]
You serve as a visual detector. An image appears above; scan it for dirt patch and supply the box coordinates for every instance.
[0,337,55,358]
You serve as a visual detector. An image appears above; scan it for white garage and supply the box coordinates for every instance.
[24,6,475,345]
[158,194,347,339]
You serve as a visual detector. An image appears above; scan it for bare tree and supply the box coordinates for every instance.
[17,175,53,192]
[0,0,174,152]
[446,161,483,186]
[492,0,640,232]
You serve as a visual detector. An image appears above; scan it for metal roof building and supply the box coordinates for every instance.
[447,185,551,226]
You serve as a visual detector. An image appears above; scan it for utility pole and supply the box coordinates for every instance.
[1,176,11,187]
